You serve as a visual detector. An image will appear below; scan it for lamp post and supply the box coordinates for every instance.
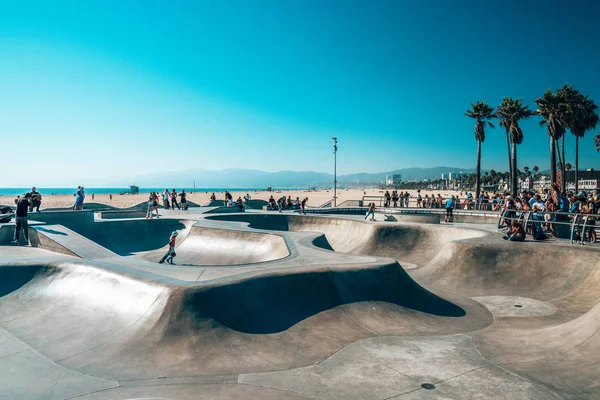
[332,137,338,207]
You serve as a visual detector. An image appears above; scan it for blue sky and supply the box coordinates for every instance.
[1,0,599,186]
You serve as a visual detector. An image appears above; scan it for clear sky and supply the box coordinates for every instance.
[1,0,599,186]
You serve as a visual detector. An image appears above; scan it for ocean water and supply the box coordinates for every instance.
[0,188,265,197]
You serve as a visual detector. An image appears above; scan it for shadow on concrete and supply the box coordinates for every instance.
[185,262,465,334]
[0,265,41,297]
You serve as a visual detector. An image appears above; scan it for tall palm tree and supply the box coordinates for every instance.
[535,89,567,188]
[465,101,495,200]
[533,165,539,176]
[563,89,599,192]
[596,133,600,152]
[496,98,515,191]
[497,98,534,195]
[523,166,530,176]
[566,162,572,171]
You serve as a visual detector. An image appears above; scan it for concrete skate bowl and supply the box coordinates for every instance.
[137,225,290,266]
[90,218,195,256]
[205,214,488,268]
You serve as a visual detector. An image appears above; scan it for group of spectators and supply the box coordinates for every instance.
[268,195,308,214]
[146,189,189,219]
[500,184,599,242]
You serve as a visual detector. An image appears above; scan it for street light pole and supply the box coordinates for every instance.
[332,137,338,207]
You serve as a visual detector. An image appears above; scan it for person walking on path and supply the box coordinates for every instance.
[30,187,42,212]
[162,189,170,209]
[151,192,160,217]
[12,193,32,245]
[445,195,456,223]
[146,195,155,219]
[159,231,178,265]
[170,189,180,210]
[365,202,376,221]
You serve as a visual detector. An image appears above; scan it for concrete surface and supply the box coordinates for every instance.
[0,209,599,399]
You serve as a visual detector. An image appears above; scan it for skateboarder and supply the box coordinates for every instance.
[12,193,32,245]
[365,202,376,221]
[159,231,178,264]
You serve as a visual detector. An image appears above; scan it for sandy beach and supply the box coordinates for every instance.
[0,188,464,210]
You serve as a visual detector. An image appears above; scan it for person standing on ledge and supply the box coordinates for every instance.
[170,189,180,210]
[12,193,32,245]
[30,187,42,212]
[445,195,456,223]
[365,202,376,221]
[159,231,178,265]
[301,197,308,215]
[179,189,187,210]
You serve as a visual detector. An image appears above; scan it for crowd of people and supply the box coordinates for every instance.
[267,195,308,214]
[499,184,599,243]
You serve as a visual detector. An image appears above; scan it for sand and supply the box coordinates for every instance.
[0,189,464,210]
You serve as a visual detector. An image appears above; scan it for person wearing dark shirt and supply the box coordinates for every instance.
[13,193,31,245]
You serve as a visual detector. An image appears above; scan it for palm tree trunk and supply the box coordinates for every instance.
[511,143,518,197]
[555,139,563,188]
[575,136,579,193]
[506,128,512,192]
[561,135,566,193]
[476,140,481,200]
[550,136,557,184]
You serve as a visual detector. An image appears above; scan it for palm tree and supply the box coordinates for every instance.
[566,162,572,171]
[523,166,530,176]
[465,101,495,200]
[596,133,600,152]
[497,98,534,196]
[496,98,515,191]
[533,165,539,176]
[563,88,599,192]
[535,89,567,188]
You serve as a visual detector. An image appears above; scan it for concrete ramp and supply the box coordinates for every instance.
[138,225,290,265]
[30,225,117,259]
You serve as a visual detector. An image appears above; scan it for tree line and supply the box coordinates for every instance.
[466,84,600,198]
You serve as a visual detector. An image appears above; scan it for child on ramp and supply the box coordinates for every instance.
[159,231,178,265]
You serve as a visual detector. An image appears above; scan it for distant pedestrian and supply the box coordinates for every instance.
[162,189,170,209]
[12,193,32,245]
[30,187,42,212]
[74,190,84,210]
[179,189,188,210]
[301,197,308,215]
[146,195,155,219]
[210,192,216,201]
[92,193,95,201]
[170,189,180,210]
[159,231,178,265]
[445,195,455,223]
[151,191,160,217]
[109,194,113,201]
[365,202,376,221]
[416,190,422,208]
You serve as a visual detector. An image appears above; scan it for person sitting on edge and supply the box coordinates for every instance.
[268,195,276,210]
[210,192,216,201]
[504,220,526,242]
[12,193,32,245]
[278,195,287,212]
[244,193,251,202]
[236,197,245,212]
[445,195,455,223]
[159,231,178,265]
[365,202,376,221]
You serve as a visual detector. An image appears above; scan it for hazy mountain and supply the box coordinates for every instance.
[126,166,480,189]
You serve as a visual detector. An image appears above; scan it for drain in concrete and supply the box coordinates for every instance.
[421,383,436,390]
[514,304,523,308]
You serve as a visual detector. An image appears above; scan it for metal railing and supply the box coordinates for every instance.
[497,209,598,245]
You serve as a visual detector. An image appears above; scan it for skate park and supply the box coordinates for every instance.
[1,204,599,399]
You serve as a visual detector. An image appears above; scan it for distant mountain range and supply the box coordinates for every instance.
[128,166,480,189]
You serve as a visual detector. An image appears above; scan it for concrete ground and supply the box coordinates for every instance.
[0,207,598,399]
